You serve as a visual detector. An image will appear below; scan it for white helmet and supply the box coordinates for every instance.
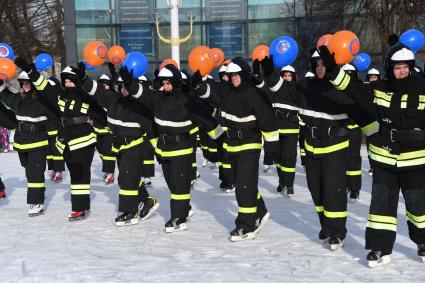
[280,65,296,73]
[17,71,30,81]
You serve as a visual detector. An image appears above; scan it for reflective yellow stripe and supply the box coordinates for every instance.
[279,129,300,134]
[406,211,425,228]
[374,97,391,108]
[262,130,279,142]
[46,155,53,160]
[94,127,110,134]
[28,183,45,188]
[51,156,64,160]
[324,210,348,218]
[207,125,223,139]
[171,193,190,200]
[155,147,193,157]
[69,100,75,110]
[330,69,350,90]
[367,221,397,231]
[189,127,199,135]
[48,130,58,136]
[346,124,359,129]
[337,74,350,91]
[223,143,262,152]
[200,145,208,150]
[238,206,257,213]
[346,170,361,176]
[56,138,65,154]
[217,162,222,166]
[315,206,324,213]
[33,75,48,90]
[71,184,90,195]
[119,189,139,196]
[304,140,349,155]
[112,137,144,153]
[222,163,231,169]
[276,164,296,172]
[257,192,261,200]
[69,136,97,151]
[368,214,397,224]
[150,138,158,147]
[102,155,116,161]
[368,150,396,166]
[208,148,218,152]
[14,140,49,150]
[143,160,155,165]
[374,89,392,101]
[361,121,379,136]
[192,162,197,167]
[69,133,96,146]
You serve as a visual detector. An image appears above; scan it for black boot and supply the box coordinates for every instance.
[367,250,391,268]
[115,212,138,226]
[165,218,187,233]
[139,196,160,220]
[418,244,425,262]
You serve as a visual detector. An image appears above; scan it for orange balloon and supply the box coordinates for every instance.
[0,58,17,80]
[316,34,333,48]
[108,45,126,65]
[83,41,108,67]
[188,46,214,76]
[328,30,360,64]
[211,48,225,68]
[160,58,178,70]
[251,45,269,61]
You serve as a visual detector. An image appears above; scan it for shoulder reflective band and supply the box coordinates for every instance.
[119,189,139,196]
[272,103,300,111]
[406,211,425,228]
[221,112,257,123]
[223,143,262,152]
[154,117,192,127]
[304,140,349,154]
[238,206,257,213]
[374,89,392,101]
[330,69,350,91]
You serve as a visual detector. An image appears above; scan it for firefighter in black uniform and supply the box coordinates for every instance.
[327,43,425,267]
[0,69,58,216]
[0,99,17,199]
[259,64,302,197]
[77,63,159,226]
[15,58,107,221]
[341,63,363,202]
[122,64,220,233]
[195,57,279,241]
[95,73,116,185]
[262,49,377,250]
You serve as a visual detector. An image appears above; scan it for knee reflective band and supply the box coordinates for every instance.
[28,183,45,188]
[346,170,362,176]
[192,163,197,168]
[316,206,347,218]
[367,214,397,232]
[71,184,90,195]
[406,211,425,228]
[222,163,231,169]
[119,189,139,196]
[102,155,116,161]
[171,194,190,200]
[276,164,296,172]
[143,160,155,165]
[238,206,257,213]
[315,206,324,213]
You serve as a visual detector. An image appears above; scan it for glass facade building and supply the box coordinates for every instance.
[66,0,384,76]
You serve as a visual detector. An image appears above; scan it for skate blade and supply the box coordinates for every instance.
[225,188,235,193]
[187,209,194,219]
[28,210,44,217]
[368,255,391,268]
[68,214,88,222]
[254,212,271,235]
[165,223,187,233]
[115,218,139,227]
[349,198,359,203]
[230,232,256,242]
[140,203,160,221]
[420,256,425,263]
[329,242,344,251]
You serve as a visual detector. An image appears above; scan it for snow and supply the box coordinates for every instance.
[0,146,424,282]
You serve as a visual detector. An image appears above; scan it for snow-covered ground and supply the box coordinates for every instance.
[0,146,424,282]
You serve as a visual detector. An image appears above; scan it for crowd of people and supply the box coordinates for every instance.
[1,37,425,268]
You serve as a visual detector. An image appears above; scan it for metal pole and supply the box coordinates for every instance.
[168,0,181,67]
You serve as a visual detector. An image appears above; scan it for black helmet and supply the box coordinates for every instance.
[384,42,415,80]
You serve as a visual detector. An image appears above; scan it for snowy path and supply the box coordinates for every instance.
[0,147,424,282]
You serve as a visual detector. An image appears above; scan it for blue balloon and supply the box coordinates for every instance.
[269,36,298,68]
[400,29,424,53]
[83,60,98,71]
[352,53,371,72]
[0,43,14,60]
[35,53,53,71]
[123,52,148,78]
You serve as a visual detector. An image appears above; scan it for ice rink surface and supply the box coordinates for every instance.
[1,147,424,282]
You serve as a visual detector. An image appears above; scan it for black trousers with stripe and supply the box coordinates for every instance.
[277,134,298,188]
[116,144,149,213]
[63,145,95,212]
[305,149,348,240]
[229,151,267,232]
[346,127,362,193]
[141,141,155,178]
[18,149,47,204]
[95,133,115,174]
[47,134,65,172]
[161,156,192,220]
[366,166,425,254]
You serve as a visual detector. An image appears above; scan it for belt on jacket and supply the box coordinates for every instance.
[307,126,349,139]
[17,121,46,132]
[226,127,259,140]
[159,132,191,144]
[275,109,298,123]
[380,126,425,142]
[61,116,88,127]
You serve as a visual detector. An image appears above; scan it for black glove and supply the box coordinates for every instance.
[14,57,33,73]
[71,62,87,82]
[317,45,338,79]
[191,70,202,89]
[118,66,133,87]
[108,62,118,84]
[252,59,261,76]
[260,55,274,76]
